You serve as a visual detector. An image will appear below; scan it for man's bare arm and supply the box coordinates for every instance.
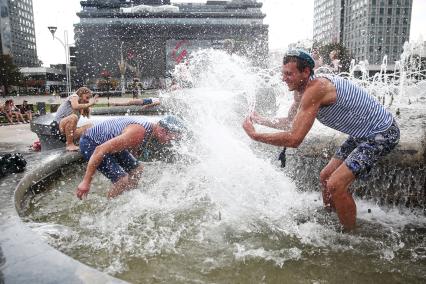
[112,99,146,106]
[70,95,98,110]
[251,97,300,130]
[243,83,323,147]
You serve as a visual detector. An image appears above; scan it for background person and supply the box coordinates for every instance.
[111,97,160,110]
[76,115,186,199]
[329,49,341,73]
[243,49,399,231]
[312,48,324,71]
[52,87,98,151]
[19,100,33,122]
[4,99,26,123]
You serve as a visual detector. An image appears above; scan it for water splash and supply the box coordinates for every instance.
[23,49,426,283]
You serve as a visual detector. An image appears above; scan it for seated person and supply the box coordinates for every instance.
[76,115,186,199]
[112,97,160,109]
[51,87,98,151]
[19,100,33,122]
[0,103,5,120]
[4,99,26,123]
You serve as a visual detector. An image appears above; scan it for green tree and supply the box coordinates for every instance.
[0,55,22,96]
[313,42,352,73]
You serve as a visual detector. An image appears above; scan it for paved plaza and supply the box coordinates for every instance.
[0,123,37,153]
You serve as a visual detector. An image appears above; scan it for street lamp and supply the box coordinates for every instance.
[48,26,71,94]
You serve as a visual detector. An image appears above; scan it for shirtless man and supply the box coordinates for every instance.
[243,49,399,231]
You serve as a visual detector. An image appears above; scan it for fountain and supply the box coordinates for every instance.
[2,48,425,283]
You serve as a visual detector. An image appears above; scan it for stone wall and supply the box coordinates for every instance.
[284,105,426,210]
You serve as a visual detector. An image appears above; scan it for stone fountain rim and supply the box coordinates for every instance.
[0,150,127,283]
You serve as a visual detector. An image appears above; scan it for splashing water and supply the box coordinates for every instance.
[23,49,426,283]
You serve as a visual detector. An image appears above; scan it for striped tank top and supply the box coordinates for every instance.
[54,93,80,123]
[84,117,153,145]
[315,75,393,138]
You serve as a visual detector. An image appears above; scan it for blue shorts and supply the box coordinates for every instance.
[142,98,153,105]
[79,135,140,183]
[334,120,400,179]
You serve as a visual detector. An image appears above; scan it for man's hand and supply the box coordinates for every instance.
[242,116,256,139]
[250,111,263,124]
[76,181,91,200]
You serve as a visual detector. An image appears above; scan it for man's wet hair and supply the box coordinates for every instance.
[283,49,315,75]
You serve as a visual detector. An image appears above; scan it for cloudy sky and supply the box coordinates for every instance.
[32,0,426,66]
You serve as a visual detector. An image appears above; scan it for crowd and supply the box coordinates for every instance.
[312,48,342,73]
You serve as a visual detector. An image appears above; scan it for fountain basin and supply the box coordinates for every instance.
[12,145,426,283]
[0,150,126,283]
[5,84,426,282]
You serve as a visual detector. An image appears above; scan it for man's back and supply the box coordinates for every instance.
[314,75,394,138]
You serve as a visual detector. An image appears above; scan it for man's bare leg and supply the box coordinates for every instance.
[319,158,343,212]
[326,164,357,231]
[106,165,144,199]
[5,112,14,123]
[14,112,25,123]
[128,164,144,188]
[74,123,93,141]
[107,175,132,198]
[25,111,32,122]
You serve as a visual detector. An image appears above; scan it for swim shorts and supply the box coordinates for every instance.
[142,98,153,105]
[334,120,400,179]
[79,135,140,183]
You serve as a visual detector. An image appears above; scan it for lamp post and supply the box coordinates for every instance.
[48,26,71,94]
[118,42,127,96]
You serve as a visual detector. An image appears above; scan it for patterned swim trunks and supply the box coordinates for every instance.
[334,120,400,179]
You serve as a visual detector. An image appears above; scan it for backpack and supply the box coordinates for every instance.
[0,153,27,178]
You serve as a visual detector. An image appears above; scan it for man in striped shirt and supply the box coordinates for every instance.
[243,49,400,231]
[76,115,185,199]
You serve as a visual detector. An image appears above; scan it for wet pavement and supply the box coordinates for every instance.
[0,123,38,153]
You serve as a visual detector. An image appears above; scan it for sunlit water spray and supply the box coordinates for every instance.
[23,49,425,283]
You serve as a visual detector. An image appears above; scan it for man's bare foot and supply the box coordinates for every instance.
[66,144,80,152]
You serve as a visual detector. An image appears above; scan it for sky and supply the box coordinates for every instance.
[32,0,426,66]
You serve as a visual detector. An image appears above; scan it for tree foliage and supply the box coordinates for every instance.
[0,55,22,96]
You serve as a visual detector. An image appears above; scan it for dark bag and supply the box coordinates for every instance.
[0,153,27,178]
